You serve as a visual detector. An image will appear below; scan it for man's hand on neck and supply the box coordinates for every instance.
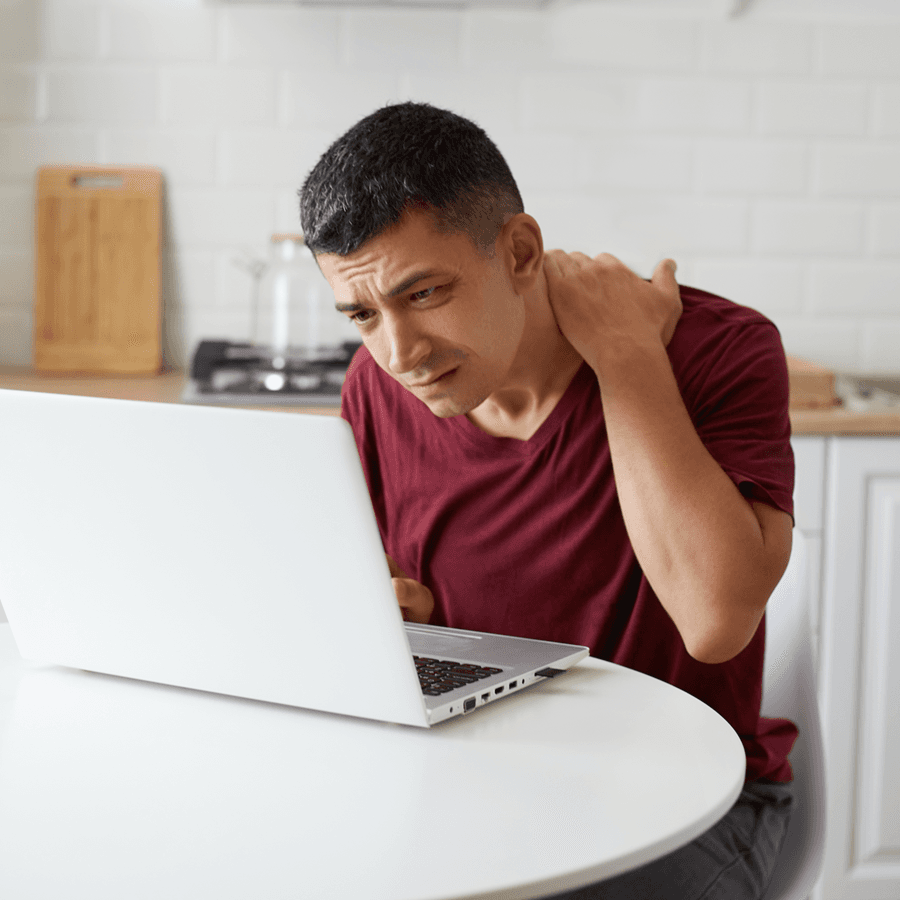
[542,251,682,381]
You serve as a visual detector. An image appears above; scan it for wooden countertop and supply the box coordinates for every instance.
[0,367,340,416]
[2,367,899,435]
[789,406,900,436]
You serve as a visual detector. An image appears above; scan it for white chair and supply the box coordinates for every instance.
[759,530,827,900]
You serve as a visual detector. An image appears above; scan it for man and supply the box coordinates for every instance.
[299,102,796,899]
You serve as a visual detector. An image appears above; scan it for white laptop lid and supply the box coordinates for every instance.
[0,389,430,726]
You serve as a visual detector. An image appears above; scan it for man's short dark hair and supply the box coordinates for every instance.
[299,102,524,257]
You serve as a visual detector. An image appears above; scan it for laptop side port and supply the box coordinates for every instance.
[464,698,476,712]
[481,692,490,702]
[494,686,504,695]
[509,680,518,689]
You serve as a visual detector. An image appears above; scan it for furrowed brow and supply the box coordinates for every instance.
[388,271,439,297]
[334,270,440,313]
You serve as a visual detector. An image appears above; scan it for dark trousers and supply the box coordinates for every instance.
[545,780,794,900]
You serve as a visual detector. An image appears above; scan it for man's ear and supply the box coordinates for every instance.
[502,214,544,293]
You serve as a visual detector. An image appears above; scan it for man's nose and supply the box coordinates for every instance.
[385,314,431,376]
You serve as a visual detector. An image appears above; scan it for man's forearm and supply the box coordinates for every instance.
[592,338,791,664]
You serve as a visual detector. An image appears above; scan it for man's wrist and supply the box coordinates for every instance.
[586,333,670,393]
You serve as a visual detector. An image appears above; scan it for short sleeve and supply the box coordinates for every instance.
[671,301,795,520]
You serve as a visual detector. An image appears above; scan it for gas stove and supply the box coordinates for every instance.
[182,339,361,406]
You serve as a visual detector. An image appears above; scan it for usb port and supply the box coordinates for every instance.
[494,686,504,695]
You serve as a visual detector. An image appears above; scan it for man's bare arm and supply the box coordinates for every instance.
[544,251,792,664]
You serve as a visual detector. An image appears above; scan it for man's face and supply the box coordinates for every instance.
[318,211,525,418]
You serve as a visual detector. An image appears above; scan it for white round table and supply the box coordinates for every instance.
[0,625,744,900]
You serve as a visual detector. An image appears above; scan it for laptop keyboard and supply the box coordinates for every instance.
[413,656,503,696]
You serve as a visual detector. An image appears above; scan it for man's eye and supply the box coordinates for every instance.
[351,310,375,325]
[410,286,436,303]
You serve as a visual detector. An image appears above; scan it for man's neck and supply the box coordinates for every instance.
[465,275,584,441]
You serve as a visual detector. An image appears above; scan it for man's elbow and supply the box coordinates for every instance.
[681,601,768,665]
[682,528,792,665]
[685,629,754,665]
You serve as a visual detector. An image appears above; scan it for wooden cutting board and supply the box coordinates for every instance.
[787,356,840,410]
[33,166,162,374]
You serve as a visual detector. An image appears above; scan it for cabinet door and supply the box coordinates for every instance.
[820,438,900,900]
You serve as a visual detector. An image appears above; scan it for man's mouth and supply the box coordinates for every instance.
[408,368,458,389]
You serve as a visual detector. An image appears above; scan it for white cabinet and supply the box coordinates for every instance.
[788,435,900,900]
[817,438,900,900]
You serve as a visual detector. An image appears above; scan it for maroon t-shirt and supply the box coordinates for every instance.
[341,285,798,782]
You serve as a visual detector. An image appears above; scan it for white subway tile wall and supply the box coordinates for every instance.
[0,0,899,372]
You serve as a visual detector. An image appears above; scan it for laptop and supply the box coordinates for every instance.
[0,388,588,727]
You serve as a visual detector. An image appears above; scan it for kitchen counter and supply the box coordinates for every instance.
[789,405,900,436]
[1,367,899,434]
[0,367,340,416]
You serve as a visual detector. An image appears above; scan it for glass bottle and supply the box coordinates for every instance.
[255,234,334,361]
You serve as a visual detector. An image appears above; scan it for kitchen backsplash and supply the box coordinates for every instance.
[1,0,899,373]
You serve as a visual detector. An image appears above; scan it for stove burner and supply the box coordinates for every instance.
[183,339,361,406]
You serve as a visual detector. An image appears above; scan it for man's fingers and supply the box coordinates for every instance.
[650,258,683,347]
[651,258,678,291]
[592,251,622,267]
[392,576,435,624]
[386,553,405,579]
[543,249,568,280]
[387,555,433,623]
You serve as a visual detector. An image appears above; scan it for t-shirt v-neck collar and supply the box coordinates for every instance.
[441,360,596,456]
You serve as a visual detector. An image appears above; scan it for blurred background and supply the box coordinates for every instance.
[1,0,899,373]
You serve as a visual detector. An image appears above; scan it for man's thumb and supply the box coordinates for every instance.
[652,258,678,287]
